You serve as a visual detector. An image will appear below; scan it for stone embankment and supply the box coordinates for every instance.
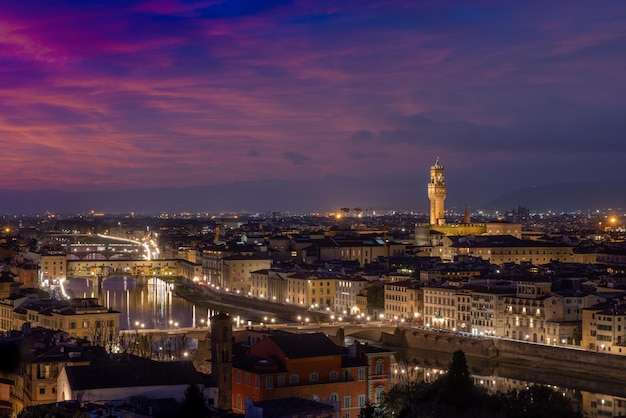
[379,326,626,383]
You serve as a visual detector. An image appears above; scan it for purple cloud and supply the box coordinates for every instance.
[0,0,623,212]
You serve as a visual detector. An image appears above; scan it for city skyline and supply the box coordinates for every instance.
[1,1,625,213]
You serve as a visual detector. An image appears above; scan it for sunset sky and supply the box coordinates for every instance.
[1,1,625,212]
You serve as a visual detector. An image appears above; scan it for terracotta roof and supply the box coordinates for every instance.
[63,360,203,390]
[266,332,343,359]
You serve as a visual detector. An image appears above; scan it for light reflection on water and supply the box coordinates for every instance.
[66,276,217,330]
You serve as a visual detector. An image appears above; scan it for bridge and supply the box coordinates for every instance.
[51,233,149,261]
[120,322,399,343]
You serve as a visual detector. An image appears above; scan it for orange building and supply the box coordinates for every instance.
[231,332,393,416]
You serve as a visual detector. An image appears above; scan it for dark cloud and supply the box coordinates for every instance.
[367,108,626,155]
[349,130,374,143]
[348,152,389,160]
[283,151,311,165]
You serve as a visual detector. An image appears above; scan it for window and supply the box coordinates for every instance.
[39,387,45,395]
[329,370,338,380]
[310,372,319,382]
[236,370,241,384]
[277,375,285,387]
[375,386,385,404]
[358,368,365,380]
[289,374,299,384]
[245,373,250,386]
[344,395,351,408]
[265,376,273,389]
[237,394,242,409]
[358,394,366,407]
[375,359,384,375]
[344,370,351,381]
[255,376,260,388]
[330,392,339,401]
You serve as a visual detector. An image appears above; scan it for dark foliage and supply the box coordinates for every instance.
[360,350,581,418]
[0,342,21,373]
[366,285,384,308]
[437,349,474,409]
[178,384,210,418]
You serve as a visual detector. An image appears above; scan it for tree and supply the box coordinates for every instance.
[18,404,88,418]
[571,327,582,344]
[437,350,473,409]
[178,384,210,418]
[366,285,385,309]
[358,400,382,418]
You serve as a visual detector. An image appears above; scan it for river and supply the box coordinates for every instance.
[65,276,279,330]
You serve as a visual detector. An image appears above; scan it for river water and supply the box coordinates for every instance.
[65,276,266,330]
[64,276,626,417]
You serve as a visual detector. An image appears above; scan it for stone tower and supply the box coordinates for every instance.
[427,158,447,226]
[210,312,232,411]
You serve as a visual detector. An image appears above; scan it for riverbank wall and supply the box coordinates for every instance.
[379,327,626,377]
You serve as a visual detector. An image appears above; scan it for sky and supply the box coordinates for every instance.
[1,0,625,212]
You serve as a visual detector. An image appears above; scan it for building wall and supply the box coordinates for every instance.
[311,277,335,310]
[0,299,120,341]
[222,258,271,293]
[431,224,487,237]
[58,378,189,403]
[11,265,39,289]
[41,253,67,284]
[334,278,367,314]
[582,308,626,355]
[423,287,458,330]
[287,275,309,306]
[250,271,269,299]
[485,223,522,239]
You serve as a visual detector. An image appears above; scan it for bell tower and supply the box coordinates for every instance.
[428,158,446,225]
[210,312,232,411]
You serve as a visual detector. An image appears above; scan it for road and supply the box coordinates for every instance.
[176,279,332,325]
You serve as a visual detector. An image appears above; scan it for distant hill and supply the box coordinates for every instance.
[481,182,626,212]
[1,179,623,215]
[0,177,423,214]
